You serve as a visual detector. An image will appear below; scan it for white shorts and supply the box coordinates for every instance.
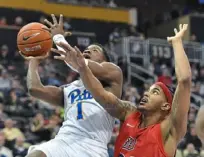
[27,135,108,157]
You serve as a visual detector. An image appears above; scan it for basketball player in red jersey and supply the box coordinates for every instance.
[57,24,191,157]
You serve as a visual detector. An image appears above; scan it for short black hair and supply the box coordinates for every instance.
[90,43,111,62]
[166,85,175,98]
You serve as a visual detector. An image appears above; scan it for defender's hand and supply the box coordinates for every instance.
[51,42,78,70]
[74,46,87,72]
[44,14,71,37]
[51,42,86,72]
[167,24,188,43]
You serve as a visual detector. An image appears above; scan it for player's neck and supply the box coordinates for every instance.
[140,113,162,128]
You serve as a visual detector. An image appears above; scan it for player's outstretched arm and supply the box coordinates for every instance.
[161,24,191,142]
[196,106,204,143]
[66,47,136,120]
[27,58,63,106]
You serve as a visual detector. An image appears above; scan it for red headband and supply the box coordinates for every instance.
[155,82,173,106]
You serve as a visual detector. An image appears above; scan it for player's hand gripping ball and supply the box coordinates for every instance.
[17,22,53,57]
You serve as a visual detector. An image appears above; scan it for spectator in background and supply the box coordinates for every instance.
[124,86,141,103]
[44,58,56,74]
[0,17,7,26]
[30,113,45,133]
[188,113,196,128]
[190,34,197,42]
[143,79,153,92]
[129,25,144,39]
[3,119,25,140]
[5,89,24,116]
[63,18,72,31]
[47,72,61,86]
[191,63,198,81]
[185,126,202,151]
[196,67,204,97]
[0,133,13,157]
[198,67,204,82]
[109,28,120,43]
[183,143,199,157]
[150,57,161,76]
[13,50,23,62]
[3,119,25,150]
[157,65,172,86]
[30,113,51,142]
[12,137,28,157]
[0,45,11,67]
[14,16,24,27]
[192,81,202,96]
[108,0,117,8]
[0,103,8,128]
[0,70,11,91]
[121,29,128,37]
[44,115,60,139]
[11,79,25,97]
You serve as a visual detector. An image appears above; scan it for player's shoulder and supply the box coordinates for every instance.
[101,62,121,71]
[101,62,122,80]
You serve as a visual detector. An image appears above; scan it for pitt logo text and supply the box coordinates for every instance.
[68,89,93,104]
[68,89,93,120]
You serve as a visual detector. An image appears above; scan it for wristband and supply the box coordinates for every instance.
[53,34,79,72]
[53,34,67,52]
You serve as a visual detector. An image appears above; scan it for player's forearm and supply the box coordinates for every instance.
[169,39,191,138]
[27,59,44,90]
[172,39,191,83]
[79,66,134,120]
[79,66,113,105]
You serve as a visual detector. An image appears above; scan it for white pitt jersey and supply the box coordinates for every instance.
[57,80,115,145]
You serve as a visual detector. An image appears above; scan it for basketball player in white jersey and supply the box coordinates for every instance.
[25,15,123,157]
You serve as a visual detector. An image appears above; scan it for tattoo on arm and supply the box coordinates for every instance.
[117,99,137,111]
[115,98,137,120]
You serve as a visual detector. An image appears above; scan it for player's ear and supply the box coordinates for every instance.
[161,103,171,111]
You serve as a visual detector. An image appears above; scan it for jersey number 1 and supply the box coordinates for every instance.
[77,102,83,120]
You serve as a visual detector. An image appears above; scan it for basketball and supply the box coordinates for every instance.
[17,22,53,57]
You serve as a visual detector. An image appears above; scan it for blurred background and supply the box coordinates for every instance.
[0,0,203,157]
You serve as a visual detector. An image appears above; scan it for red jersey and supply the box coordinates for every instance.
[114,112,169,157]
